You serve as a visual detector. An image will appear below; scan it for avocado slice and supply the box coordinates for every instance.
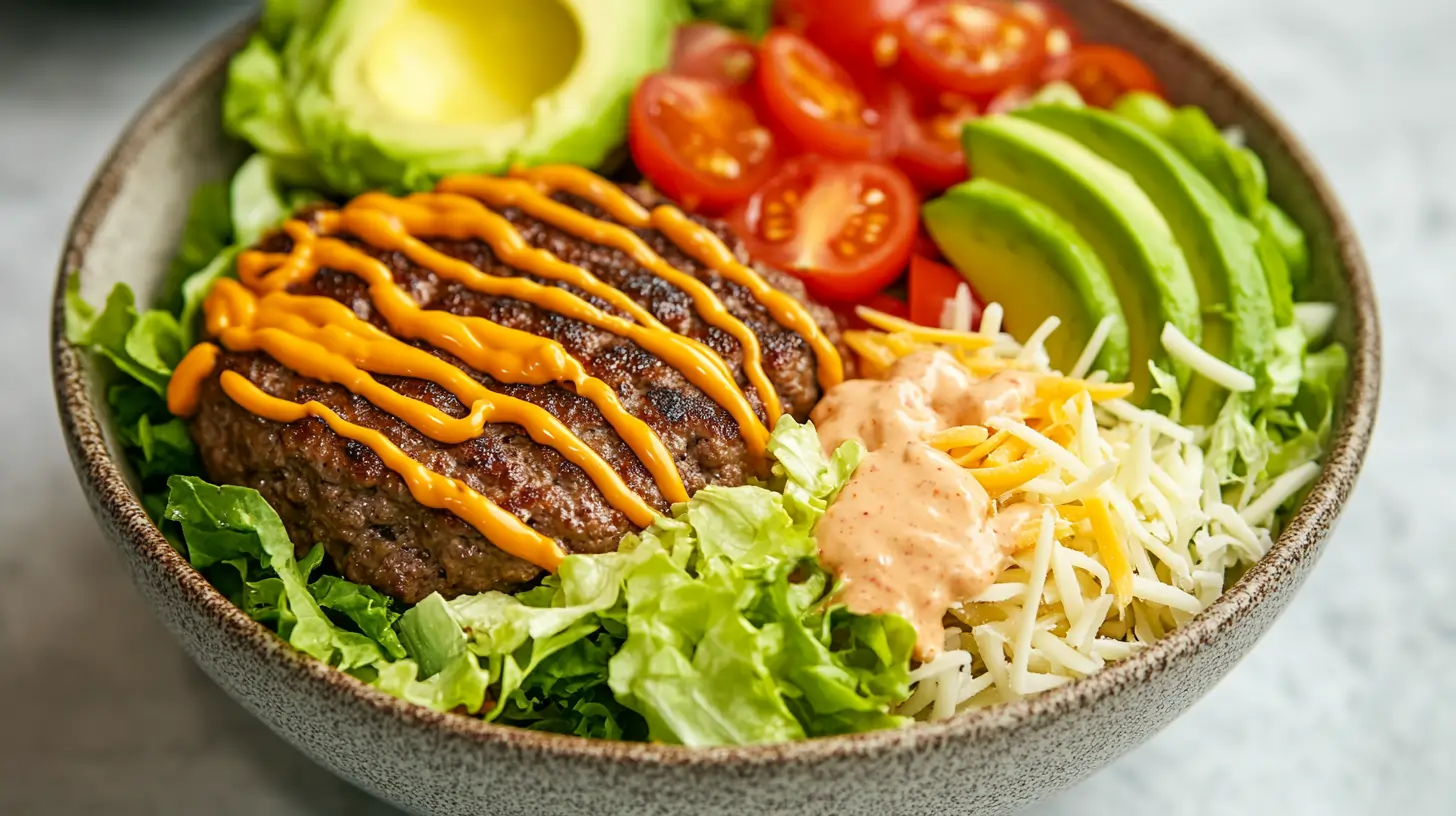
[1015,105,1276,424]
[273,0,679,193]
[924,180,1131,380]
[1113,92,1301,318]
[962,116,1202,404]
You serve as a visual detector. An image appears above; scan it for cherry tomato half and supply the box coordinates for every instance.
[783,0,917,81]
[671,23,758,84]
[895,0,1048,98]
[757,29,883,159]
[909,254,981,328]
[1012,0,1080,68]
[1045,44,1163,108]
[880,83,977,192]
[629,73,778,214]
[729,156,919,303]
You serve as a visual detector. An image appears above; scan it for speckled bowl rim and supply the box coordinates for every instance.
[51,1,1380,770]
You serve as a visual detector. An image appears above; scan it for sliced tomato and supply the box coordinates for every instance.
[880,83,976,192]
[1011,0,1080,68]
[909,254,980,327]
[757,29,883,159]
[729,156,919,303]
[784,0,918,80]
[895,0,1048,98]
[831,292,912,330]
[671,23,758,84]
[1045,44,1163,108]
[629,73,778,214]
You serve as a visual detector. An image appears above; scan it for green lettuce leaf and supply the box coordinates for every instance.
[164,476,385,670]
[1148,360,1183,424]
[373,653,491,715]
[311,575,406,660]
[65,279,177,396]
[158,182,232,313]
[229,154,291,247]
[373,417,911,745]
[223,34,309,163]
[685,0,774,37]
[1265,325,1307,408]
[397,592,469,679]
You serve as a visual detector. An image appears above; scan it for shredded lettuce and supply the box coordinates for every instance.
[88,410,911,744]
[367,417,912,745]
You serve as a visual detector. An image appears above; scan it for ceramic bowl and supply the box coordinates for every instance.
[51,2,1380,814]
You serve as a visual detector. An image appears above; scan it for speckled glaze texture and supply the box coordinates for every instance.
[51,2,1380,814]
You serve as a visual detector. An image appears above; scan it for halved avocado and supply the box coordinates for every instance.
[924,179,1131,380]
[290,0,679,193]
[962,116,1202,405]
[1015,104,1276,424]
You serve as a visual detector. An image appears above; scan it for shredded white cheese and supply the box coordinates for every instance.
[864,303,1321,719]
[1160,322,1256,393]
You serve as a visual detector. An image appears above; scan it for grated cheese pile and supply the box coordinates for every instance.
[843,287,1322,720]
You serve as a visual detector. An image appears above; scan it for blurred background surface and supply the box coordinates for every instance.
[0,0,1449,813]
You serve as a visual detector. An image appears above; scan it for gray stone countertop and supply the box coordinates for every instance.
[0,1,1448,813]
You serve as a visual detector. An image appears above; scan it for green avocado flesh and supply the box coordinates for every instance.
[276,0,678,193]
[962,115,1202,405]
[1015,105,1276,424]
[924,180,1131,380]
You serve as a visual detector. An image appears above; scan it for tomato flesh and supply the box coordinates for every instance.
[909,254,980,327]
[784,0,917,81]
[730,156,919,303]
[671,23,758,84]
[629,73,777,214]
[880,83,976,192]
[758,29,882,159]
[896,0,1048,98]
[1046,44,1162,108]
[1011,0,1080,68]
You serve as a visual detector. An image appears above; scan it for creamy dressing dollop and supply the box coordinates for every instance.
[811,349,1039,662]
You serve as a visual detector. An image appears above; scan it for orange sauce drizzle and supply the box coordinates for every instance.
[167,166,846,574]
[168,342,219,416]
[438,175,784,424]
[205,278,659,528]
[218,370,566,571]
[510,164,845,388]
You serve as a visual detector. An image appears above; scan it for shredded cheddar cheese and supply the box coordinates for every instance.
[842,292,1288,719]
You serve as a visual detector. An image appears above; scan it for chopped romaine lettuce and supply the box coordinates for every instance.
[376,417,910,746]
[164,476,389,670]
[397,593,469,678]
[158,182,231,313]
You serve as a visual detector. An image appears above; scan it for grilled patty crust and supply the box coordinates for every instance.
[189,188,848,603]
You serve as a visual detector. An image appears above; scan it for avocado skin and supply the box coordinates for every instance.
[962,116,1202,407]
[1016,104,1276,425]
[924,180,1131,381]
